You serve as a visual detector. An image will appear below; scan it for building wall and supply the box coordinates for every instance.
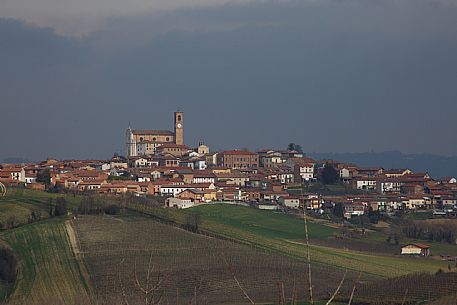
[216,152,259,169]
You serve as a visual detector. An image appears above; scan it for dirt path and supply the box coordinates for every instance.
[65,220,94,301]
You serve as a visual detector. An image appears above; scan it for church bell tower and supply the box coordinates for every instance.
[174,111,183,145]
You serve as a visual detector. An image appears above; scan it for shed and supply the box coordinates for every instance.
[401,244,431,256]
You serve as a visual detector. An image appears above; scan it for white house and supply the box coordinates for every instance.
[278,196,300,209]
[165,197,194,209]
[376,179,402,193]
[286,158,315,182]
[356,178,377,190]
[192,172,216,184]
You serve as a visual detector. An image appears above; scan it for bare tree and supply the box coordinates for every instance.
[118,253,168,305]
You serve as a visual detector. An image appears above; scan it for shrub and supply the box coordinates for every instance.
[0,242,17,284]
[105,204,120,215]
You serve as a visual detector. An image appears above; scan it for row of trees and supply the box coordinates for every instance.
[77,196,120,215]
[400,220,457,244]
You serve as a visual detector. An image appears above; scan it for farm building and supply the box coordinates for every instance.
[401,244,431,256]
[165,197,194,209]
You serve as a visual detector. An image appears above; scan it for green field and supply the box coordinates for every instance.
[0,218,91,305]
[0,188,83,228]
[130,203,449,277]
[187,204,336,240]
[1,190,456,305]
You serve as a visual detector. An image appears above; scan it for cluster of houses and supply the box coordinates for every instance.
[1,146,457,217]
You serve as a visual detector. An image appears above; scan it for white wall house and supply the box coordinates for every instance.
[165,197,194,209]
[279,197,300,209]
[356,179,377,190]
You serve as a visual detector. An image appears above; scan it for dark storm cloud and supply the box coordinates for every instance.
[0,0,456,161]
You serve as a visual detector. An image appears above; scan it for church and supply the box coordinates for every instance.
[126,112,184,157]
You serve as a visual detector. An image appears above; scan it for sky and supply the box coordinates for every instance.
[0,0,457,161]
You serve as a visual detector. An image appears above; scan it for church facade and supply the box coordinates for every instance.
[126,112,184,157]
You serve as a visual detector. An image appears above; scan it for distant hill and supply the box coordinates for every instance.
[2,157,32,164]
[307,151,457,179]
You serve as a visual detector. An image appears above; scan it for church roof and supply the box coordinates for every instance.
[132,130,174,136]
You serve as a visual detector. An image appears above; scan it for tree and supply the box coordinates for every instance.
[36,169,51,187]
[54,198,68,216]
[185,213,201,232]
[287,143,303,153]
[321,164,339,185]
[105,204,120,215]
[333,203,345,219]
[30,208,42,222]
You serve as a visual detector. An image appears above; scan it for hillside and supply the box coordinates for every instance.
[72,215,359,304]
[0,219,92,305]
[129,203,449,278]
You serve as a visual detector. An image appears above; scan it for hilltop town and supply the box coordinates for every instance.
[1,112,456,221]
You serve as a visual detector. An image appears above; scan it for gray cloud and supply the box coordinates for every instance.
[0,0,456,161]
[0,0,253,35]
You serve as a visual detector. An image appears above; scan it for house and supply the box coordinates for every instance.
[205,152,218,167]
[160,183,215,197]
[356,178,377,191]
[176,189,205,203]
[78,180,105,191]
[403,196,432,210]
[384,169,412,178]
[258,150,284,168]
[278,196,300,209]
[192,171,216,184]
[401,244,431,256]
[242,188,262,202]
[214,171,249,186]
[343,203,365,219]
[401,184,424,195]
[110,158,128,169]
[376,178,402,194]
[165,197,194,209]
[0,167,25,182]
[129,157,149,168]
[216,150,259,169]
[156,143,190,157]
[356,167,383,178]
[339,165,358,183]
[203,189,218,202]
[286,158,316,182]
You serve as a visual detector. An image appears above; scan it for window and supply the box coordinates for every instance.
[178,115,182,121]
[166,137,170,141]
[153,137,156,141]
[140,137,144,141]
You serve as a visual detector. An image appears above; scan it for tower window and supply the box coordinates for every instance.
[178,115,182,121]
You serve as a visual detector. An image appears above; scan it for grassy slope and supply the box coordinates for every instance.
[130,203,448,277]
[0,218,91,305]
[364,230,457,257]
[0,189,83,227]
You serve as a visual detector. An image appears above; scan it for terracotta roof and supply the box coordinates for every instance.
[157,143,190,149]
[406,244,431,249]
[133,130,174,136]
[220,150,257,156]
